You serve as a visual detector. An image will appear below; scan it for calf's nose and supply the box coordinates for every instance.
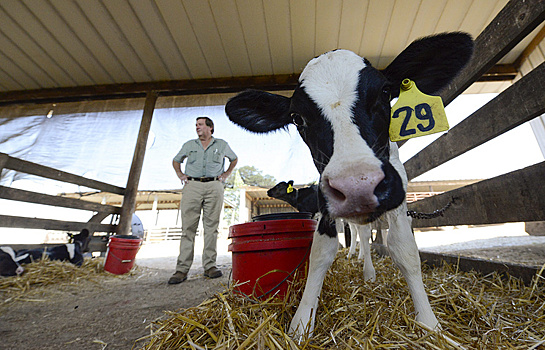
[321,170,385,218]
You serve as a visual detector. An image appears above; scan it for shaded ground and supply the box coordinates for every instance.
[0,264,231,350]
[1,230,545,349]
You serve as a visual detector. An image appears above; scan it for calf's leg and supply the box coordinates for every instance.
[358,224,376,282]
[347,223,357,258]
[289,226,338,340]
[386,203,439,329]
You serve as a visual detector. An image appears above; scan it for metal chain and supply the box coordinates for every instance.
[407,197,458,219]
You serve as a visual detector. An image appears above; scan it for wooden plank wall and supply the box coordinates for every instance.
[406,0,545,229]
[0,152,122,234]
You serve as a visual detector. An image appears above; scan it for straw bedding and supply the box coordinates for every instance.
[0,257,133,303]
[141,250,545,350]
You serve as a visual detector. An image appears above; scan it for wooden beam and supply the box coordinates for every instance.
[0,186,121,214]
[0,214,115,232]
[439,0,545,106]
[404,61,545,181]
[117,92,158,235]
[419,251,540,285]
[0,153,7,173]
[0,65,519,107]
[0,75,299,106]
[408,161,545,227]
[373,244,540,285]
[1,153,125,195]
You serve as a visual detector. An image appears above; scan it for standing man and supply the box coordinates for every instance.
[169,116,238,284]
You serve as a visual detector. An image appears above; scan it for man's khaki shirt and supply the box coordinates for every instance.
[173,137,237,178]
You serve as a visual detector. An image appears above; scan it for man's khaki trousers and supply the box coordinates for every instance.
[176,180,224,273]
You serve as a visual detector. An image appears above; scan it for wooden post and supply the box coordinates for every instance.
[117,91,158,235]
[0,153,8,174]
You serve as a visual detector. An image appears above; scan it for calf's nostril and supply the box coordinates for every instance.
[324,178,346,201]
[330,186,346,201]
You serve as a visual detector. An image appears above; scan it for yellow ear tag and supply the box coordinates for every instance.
[287,184,294,193]
[389,79,449,142]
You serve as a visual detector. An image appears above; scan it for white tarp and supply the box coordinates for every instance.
[0,103,318,195]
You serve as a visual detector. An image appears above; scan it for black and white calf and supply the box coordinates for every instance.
[0,247,25,277]
[16,229,89,267]
[0,229,90,277]
[226,33,473,337]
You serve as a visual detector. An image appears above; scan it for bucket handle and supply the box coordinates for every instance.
[230,243,312,300]
[107,251,134,264]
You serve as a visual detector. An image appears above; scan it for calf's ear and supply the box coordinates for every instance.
[225,89,292,133]
[383,32,473,98]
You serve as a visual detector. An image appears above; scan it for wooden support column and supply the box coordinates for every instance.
[117,91,158,235]
[0,153,8,174]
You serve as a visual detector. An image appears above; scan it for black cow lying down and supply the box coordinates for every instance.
[0,229,90,277]
[226,32,473,338]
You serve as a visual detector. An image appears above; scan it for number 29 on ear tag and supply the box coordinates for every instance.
[389,79,449,142]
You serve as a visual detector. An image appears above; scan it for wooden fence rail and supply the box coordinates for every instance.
[408,161,545,228]
[0,152,123,244]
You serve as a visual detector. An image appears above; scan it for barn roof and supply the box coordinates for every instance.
[1,0,544,106]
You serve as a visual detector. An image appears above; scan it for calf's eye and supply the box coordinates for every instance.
[382,86,391,98]
[291,113,307,127]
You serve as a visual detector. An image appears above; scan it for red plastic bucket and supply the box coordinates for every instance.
[104,235,142,275]
[228,218,316,299]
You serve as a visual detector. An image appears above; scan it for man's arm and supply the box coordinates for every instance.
[218,158,238,182]
[172,158,189,184]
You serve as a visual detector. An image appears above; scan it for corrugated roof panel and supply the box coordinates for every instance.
[0,0,540,98]
[263,0,293,75]
[3,0,94,85]
[49,0,133,84]
[0,4,75,88]
[102,1,172,81]
[76,0,152,82]
[315,0,343,56]
[130,0,191,80]
[156,0,211,79]
[378,0,421,69]
[338,0,368,53]
[236,0,273,76]
[360,0,395,67]
[434,0,474,33]
[24,0,114,85]
[290,0,316,73]
[0,50,39,89]
[211,0,253,77]
[0,31,54,89]
[459,0,501,34]
[407,0,448,44]
[183,0,232,77]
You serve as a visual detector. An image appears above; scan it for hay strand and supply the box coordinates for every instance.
[0,257,135,304]
[141,249,545,349]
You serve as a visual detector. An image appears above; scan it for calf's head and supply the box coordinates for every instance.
[226,33,473,224]
[267,180,295,201]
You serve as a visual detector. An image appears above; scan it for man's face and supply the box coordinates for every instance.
[196,119,212,137]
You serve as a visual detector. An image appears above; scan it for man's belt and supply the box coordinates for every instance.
[187,176,219,182]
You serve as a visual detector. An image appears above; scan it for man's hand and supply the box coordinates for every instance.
[218,172,228,183]
[179,173,189,184]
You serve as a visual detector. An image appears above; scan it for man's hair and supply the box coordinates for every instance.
[197,116,214,134]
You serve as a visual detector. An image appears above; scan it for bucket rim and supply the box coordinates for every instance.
[228,218,317,238]
[109,235,143,241]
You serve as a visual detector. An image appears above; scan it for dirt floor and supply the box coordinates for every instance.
[1,227,545,350]
[0,263,232,350]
